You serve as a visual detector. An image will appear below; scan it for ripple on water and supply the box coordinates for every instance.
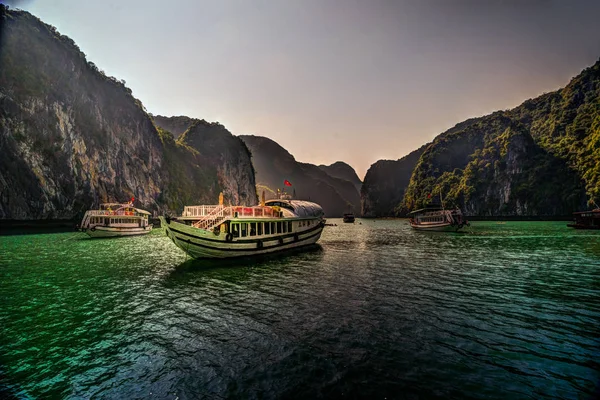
[0,222,599,399]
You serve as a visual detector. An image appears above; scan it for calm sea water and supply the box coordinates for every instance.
[0,220,599,399]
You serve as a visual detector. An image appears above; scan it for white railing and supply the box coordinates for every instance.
[183,205,222,217]
[188,205,283,231]
[86,210,143,217]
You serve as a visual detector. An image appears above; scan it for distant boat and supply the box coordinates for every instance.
[408,206,469,232]
[79,202,152,238]
[160,199,325,259]
[567,208,600,230]
[343,213,355,223]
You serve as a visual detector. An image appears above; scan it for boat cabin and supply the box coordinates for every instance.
[568,209,600,230]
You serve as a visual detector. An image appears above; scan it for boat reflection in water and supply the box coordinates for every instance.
[160,199,325,259]
[408,206,470,232]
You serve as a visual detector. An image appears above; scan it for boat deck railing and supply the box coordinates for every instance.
[85,210,144,217]
[182,205,282,219]
[181,205,285,230]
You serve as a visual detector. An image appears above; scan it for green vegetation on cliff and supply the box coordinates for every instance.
[398,60,600,216]
[0,6,256,219]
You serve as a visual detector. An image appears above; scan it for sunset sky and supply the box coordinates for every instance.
[11,0,600,178]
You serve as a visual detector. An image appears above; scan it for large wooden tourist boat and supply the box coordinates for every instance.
[79,202,152,238]
[567,208,600,230]
[408,206,470,232]
[160,197,326,259]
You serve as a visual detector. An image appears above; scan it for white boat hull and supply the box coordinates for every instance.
[85,226,152,238]
[410,222,466,232]
[161,217,324,259]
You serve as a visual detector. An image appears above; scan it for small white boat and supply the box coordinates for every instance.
[79,202,152,238]
[408,207,469,232]
[160,199,325,259]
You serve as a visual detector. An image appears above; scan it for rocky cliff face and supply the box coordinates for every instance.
[0,6,256,219]
[318,161,362,192]
[360,145,427,217]
[363,59,599,217]
[239,135,360,217]
[155,118,257,210]
[151,115,195,139]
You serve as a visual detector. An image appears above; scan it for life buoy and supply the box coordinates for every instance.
[226,233,233,242]
[278,237,284,245]
[213,227,220,236]
[90,226,96,232]
[293,234,299,242]
[257,240,263,249]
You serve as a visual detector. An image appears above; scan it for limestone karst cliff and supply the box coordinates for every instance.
[318,161,362,193]
[362,59,600,217]
[239,135,360,217]
[0,6,256,219]
[360,145,427,217]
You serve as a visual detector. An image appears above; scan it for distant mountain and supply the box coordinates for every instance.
[363,59,600,217]
[361,145,427,217]
[0,6,256,219]
[239,135,361,217]
[318,161,362,192]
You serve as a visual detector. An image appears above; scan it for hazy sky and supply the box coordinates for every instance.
[10,0,600,178]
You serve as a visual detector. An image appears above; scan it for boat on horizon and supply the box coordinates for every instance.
[408,206,470,232]
[343,213,355,223]
[79,201,152,238]
[160,197,326,259]
[567,208,600,230]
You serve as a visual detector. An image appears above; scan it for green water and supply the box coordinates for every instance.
[0,220,599,399]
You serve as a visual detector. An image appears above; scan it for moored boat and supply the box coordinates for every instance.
[567,209,600,230]
[343,213,355,223]
[79,202,152,238]
[408,207,469,232]
[160,199,326,259]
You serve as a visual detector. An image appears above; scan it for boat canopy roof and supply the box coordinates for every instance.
[407,207,443,215]
[573,208,600,215]
[265,199,324,218]
[98,203,150,214]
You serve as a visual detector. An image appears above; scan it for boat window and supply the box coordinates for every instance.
[258,223,263,236]
[241,223,247,237]
[288,221,292,232]
[250,222,257,236]
[232,223,240,238]
[271,222,276,234]
[264,222,270,235]
[277,221,282,234]
[282,222,287,233]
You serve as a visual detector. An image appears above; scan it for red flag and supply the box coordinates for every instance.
[427,193,431,199]
[284,179,292,187]
[130,197,135,203]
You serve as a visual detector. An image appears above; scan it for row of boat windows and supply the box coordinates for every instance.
[90,217,138,224]
[231,220,314,238]
[420,216,446,223]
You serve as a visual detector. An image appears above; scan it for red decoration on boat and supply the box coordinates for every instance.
[284,180,292,187]
[427,193,432,199]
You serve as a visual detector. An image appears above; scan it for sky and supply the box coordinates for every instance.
[7,0,600,178]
